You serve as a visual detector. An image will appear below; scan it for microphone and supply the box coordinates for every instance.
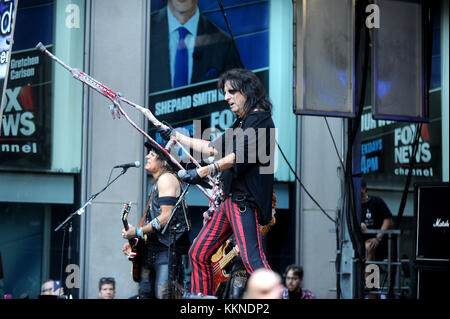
[178,169,212,189]
[177,169,188,179]
[114,161,141,169]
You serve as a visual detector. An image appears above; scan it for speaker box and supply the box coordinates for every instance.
[416,262,449,299]
[372,0,428,121]
[293,0,356,117]
[414,182,449,262]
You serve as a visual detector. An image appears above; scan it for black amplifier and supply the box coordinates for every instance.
[414,182,449,262]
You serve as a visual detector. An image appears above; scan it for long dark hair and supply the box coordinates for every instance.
[152,155,178,183]
[218,68,272,118]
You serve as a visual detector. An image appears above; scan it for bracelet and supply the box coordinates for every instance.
[214,162,220,174]
[150,218,162,232]
[136,227,143,239]
[208,162,219,177]
[207,164,212,176]
[376,236,382,242]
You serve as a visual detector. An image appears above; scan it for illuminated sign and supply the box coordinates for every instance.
[0,0,18,132]
[0,0,54,171]
[0,48,52,169]
[360,91,442,189]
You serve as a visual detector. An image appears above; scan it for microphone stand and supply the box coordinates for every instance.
[162,183,191,299]
[53,167,130,299]
[55,167,130,232]
[49,166,131,300]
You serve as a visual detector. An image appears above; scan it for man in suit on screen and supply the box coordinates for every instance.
[149,0,242,93]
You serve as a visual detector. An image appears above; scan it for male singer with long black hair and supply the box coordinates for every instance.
[158,68,275,295]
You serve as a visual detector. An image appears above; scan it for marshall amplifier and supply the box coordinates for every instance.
[416,263,449,299]
[414,182,449,262]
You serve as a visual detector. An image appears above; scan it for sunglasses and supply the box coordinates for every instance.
[100,277,115,283]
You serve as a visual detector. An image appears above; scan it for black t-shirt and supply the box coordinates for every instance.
[209,110,275,225]
[286,290,303,300]
[362,195,392,240]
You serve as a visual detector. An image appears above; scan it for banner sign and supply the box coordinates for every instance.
[361,90,442,189]
[0,0,19,132]
[0,47,52,169]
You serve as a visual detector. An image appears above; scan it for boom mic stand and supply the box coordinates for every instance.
[53,166,131,298]
[55,167,130,232]
[161,183,191,299]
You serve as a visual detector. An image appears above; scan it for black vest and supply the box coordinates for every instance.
[146,180,191,248]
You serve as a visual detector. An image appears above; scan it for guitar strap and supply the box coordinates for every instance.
[139,186,155,228]
[138,173,190,230]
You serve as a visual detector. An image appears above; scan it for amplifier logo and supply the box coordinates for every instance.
[433,218,449,228]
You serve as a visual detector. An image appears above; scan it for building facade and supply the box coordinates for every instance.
[0,0,448,299]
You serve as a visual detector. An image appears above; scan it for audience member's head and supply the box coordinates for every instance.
[98,277,116,299]
[284,264,303,293]
[243,269,283,299]
[40,279,64,297]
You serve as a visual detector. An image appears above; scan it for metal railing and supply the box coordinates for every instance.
[362,229,410,297]
[329,229,411,298]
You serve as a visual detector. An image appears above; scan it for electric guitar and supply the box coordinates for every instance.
[211,239,240,296]
[121,201,144,282]
[260,191,277,234]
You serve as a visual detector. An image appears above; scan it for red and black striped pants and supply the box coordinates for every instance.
[189,197,271,295]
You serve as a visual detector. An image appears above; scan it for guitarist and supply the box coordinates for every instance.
[122,140,191,299]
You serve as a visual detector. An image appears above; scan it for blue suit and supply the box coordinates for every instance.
[149,7,242,93]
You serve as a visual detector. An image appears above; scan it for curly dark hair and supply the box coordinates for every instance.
[144,141,179,173]
[218,68,272,118]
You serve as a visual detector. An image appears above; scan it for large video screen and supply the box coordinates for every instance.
[148,0,270,162]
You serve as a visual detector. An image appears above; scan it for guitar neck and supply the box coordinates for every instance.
[122,219,129,231]
[121,201,132,231]
[219,246,238,269]
[122,219,134,246]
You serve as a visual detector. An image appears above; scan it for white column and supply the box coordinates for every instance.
[81,0,146,299]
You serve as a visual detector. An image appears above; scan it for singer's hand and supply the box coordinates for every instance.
[157,121,174,141]
[180,169,212,189]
